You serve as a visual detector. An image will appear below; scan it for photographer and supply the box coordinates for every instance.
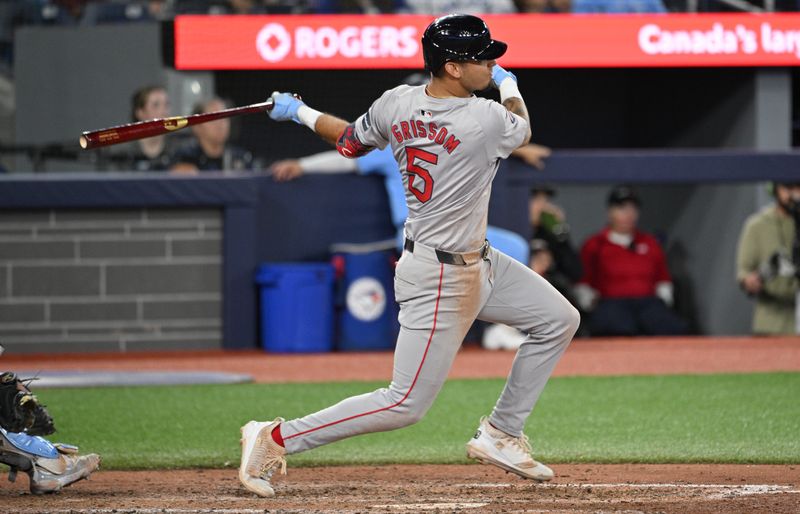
[736,182,800,335]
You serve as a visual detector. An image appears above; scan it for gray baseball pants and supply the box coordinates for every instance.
[281,240,579,454]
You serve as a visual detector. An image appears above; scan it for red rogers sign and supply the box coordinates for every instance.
[174,13,800,70]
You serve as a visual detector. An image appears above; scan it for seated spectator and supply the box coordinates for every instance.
[528,185,584,333]
[513,0,570,12]
[112,85,176,172]
[171,97,256,173]
[398,0,517,14]
[577,185,688,336]
[177,0,309,14]
[16,0,88,25]
[571,0,666,13]
[93,0,172,23]
[314,0,396,13]
[529,184,582,289]
[736,182,800,335]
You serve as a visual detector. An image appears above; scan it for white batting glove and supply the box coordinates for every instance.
[491,66,522,102]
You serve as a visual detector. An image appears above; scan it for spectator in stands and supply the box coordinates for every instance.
[15,0,88,25]
[113,85,176,172]
[529,184,582,308]
[93,1,173,23]
[311,0,394,12]
[513,0,570,12]
[571,0,666,13]
[736,182,800,335]
[577,185,688,336]
[177,0,311,14]
[171,97,256,173]
[398,0,517,14]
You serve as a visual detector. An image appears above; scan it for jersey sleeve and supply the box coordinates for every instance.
[476,100,529,161]
[353,90,393,151]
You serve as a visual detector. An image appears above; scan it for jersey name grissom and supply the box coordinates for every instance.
[352,84,528,254]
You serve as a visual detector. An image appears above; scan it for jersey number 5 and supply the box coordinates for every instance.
[405,147,437,203]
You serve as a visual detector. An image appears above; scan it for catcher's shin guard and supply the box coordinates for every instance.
[0,427,100,494]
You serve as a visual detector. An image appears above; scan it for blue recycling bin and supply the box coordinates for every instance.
[255,263,334,353]
[332,246,400,351]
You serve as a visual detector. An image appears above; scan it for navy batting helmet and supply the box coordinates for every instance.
[421,14,508,73]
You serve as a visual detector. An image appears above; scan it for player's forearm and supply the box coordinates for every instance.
[502,97,532,146]
[313,114,350,147]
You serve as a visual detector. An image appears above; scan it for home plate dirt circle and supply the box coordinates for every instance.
[1,464,798,514]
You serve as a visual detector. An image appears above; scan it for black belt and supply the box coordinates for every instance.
[404,238,488,266]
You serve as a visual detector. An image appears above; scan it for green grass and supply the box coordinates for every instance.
[28,373,800,470]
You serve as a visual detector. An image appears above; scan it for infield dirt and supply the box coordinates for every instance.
[1,337,798,513]
[1,463,799,513]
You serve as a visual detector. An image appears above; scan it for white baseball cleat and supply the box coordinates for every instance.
[29,452,101,494]
[466,416,554,482]
[239,418,286,497]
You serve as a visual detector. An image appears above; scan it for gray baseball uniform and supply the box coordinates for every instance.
[280,85,579,454]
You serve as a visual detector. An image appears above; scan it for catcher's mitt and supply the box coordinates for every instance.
[0,372,55,436]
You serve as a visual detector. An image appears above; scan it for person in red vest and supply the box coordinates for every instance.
[576,185,688,336]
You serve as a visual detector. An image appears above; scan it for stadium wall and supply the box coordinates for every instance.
[1,155,798,352]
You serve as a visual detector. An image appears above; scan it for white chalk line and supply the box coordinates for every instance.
[459,482,796,490]
[372,502,488,510]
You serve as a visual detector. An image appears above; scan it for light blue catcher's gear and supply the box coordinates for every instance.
[1,427,59,459]
[0,426,101,494]
[356,147,529,264]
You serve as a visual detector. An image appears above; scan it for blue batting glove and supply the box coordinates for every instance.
[491,65,517,89]
[268,91,305,124]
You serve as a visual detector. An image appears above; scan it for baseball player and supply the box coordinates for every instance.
[1,370,100,494]
[240,14,580,497]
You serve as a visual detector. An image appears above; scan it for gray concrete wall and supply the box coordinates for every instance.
[13,23,213,172]
[0,208,222,352]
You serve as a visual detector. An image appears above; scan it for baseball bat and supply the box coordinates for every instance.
[79,97,290,150]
